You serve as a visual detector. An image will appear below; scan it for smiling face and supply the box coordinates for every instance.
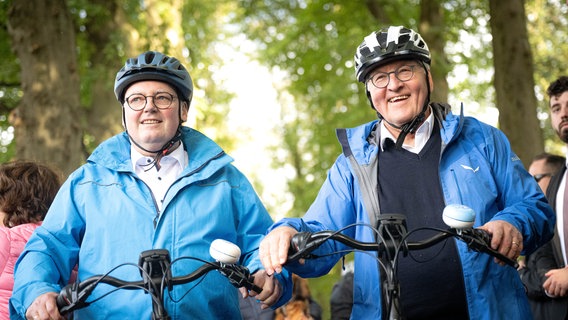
[550,91,568,143]
[123,81,188,156]
[366,60,433,132]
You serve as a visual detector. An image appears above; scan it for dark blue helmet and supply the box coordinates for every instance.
[114,51,193,105]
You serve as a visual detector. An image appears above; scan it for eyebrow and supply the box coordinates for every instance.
[127,89,176,95]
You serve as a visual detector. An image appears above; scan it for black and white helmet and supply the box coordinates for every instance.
[354,26,430,82]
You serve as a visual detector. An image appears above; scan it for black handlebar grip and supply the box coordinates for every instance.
[56,293,69,310]
[470,228,491,244]
[250,283,263,294]
[462,228,519,268]
[56,283,75,313]
[288,232,313,262]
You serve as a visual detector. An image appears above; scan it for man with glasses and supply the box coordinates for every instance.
[10,51,291,319]
[528,153,566,193]
[259,26,554,319]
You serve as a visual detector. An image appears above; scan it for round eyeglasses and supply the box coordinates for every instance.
[125,92,177,111]
[368,65,417,89]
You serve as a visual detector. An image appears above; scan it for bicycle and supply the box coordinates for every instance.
[56,239,262,320]
[286,204,519,320]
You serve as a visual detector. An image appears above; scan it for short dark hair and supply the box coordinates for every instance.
[532,152,565,173]
[547,76,568,98]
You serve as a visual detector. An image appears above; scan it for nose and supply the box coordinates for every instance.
[563,104,568,116]
[386,72,403,89]
[143,96,159,111]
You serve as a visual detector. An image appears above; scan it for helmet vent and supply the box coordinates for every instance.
[354,26,431,82]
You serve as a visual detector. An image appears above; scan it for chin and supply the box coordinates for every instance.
[135,140,167,153]
[391,117,415,127]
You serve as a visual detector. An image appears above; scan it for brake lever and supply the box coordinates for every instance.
[218,264,263,293]
[458,229,519,268]
[57,281,95,315]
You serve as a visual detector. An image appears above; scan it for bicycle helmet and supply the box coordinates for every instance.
[354,26,430,83]
[114,51,193,104]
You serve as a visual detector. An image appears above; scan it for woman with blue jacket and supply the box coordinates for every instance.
[259,26,555,319]
[10,51,291,319]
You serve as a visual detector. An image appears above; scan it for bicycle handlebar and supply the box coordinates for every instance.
[288,227,519,268]
[286,207,519,320]
[56,247,262,318]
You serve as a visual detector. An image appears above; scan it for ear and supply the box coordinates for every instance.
[428,72,434,92]
[121,107,126,129]
[180,102,189,122]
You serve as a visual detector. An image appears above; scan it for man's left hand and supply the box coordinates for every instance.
[479,220,523,265]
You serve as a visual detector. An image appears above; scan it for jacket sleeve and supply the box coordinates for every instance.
[267,155,359,277]
[229,167,293,308]
[0,228,9,284]
[486,126,556,254]
[442,119,556,255]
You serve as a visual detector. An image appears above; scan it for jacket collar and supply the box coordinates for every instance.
[340,102,464,166]
[87,126,232,178]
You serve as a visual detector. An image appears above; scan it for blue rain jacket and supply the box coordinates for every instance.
[271,104,554,320]
[10,126,291,319]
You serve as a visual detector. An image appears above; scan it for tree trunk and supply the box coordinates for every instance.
[82,0,124,150]
[489,0,543,167]
[420,0,449,103]
[7,0,83,176]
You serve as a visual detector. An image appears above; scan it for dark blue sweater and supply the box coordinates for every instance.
[378,123,468,319]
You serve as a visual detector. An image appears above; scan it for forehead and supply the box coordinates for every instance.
[370,59,418,73]
[529,158,548,173]
[125,80,175,94]
[551,91,568,105]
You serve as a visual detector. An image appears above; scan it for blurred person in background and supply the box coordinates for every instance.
[519,152,565,319]
[329,261,354,320]
[529,153,566,193]
[522,76,568,320]
[0,161,61,320]
[274,274,321,320]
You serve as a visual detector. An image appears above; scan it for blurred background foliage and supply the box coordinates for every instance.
[1,0,567,318]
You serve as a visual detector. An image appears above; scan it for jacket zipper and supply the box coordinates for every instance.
[150,150,226,228]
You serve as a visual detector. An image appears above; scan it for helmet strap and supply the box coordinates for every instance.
[122,100,185,171]
[130,129,182,171]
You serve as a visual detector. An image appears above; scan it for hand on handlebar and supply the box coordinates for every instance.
[259,226,298,276]
[242,270,283,309]
[478,220,523,266]
[25,292,64,320]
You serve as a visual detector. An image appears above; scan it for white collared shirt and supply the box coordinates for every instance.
[132,144,188,211]
[379,108,434,154]
[557,158,568,264]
